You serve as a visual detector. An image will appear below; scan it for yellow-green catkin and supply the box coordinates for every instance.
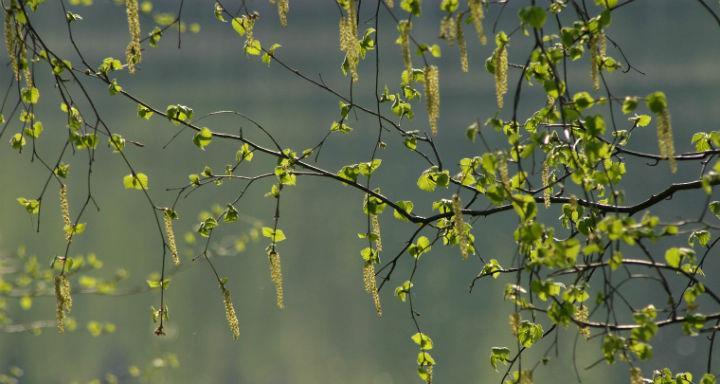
[451,194,469,260]
[575,304,590,339]
[222,287,240,340]
[4,9,18,81]
[499,156,510,190]
[657,110,677,173]
[542,159,551,208]
[60,184,72,241]
[456,13,468,73]
[268,249,284,309]
[277,0,289,27]
[385,0,394,7]
[509,313,520,336]
[125,0,142,74]
[439,15,456,43]
[339,0,359,82]
[468,0,487,45]
[630,368,643,384]
[397,20,412,73]
[371,214,382,252]
[424,65,440,136]
[590,32,605,91]
[54,274,72,333]
[163,210,180,266]
[362,261,382,317]
[494,38,508,109]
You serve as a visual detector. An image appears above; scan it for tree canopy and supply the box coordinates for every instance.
[3,0,720,383]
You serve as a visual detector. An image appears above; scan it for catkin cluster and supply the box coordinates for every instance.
[468,0,487,45]
[268,249,285,309]
[362,261,382,317]
[222,287,240,340]
[125,0,142,74]
[439,15,456,43]
[499,156,510,190]
[451,194,470,260]
[541,159,552,208]
[60,184,72,241]
[397,20,412,72]
[424,65,440,136]
[163,210,180,266]
[494,38,508,109]
[590,32,606,91]
[339,0,359,82]
[54,275,72,333]
[456,14,468,73]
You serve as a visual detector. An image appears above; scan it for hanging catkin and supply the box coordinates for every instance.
[646,92,677,173]
[439,15,456,43]
[371,214,382,252]
[542,159,552,208]
[268,249,285,309]
[362,261,382,317]
[60,184,72,241]
[125,0,142,74]
[451,194,470,260]
[338,0,359,82]
[54,274,72,333]
[397,20,412,73]
[277,0,289,27]
[4,10,19,81]
[456,13,469,73]
[590,32,605,91]
[424,65,440,136]
[468,0,487,45]
[494,35,508,109]
[163,210,180,266]
[222,287,240,340]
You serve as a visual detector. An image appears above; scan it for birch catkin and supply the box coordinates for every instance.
[222,287,240,340]
[277,0,289,27]
[163,210,180,266]
[268,249,285,309]
[371,214,382,252]
[456,13,469,73]
[4,10,19,81]
[646,92,677,173]
[469,0,487,45]
[542,160,551,208]
[590,32,605,91]
[60,184,72,241]
[397,20,412,73]
[451,194,470,260]
[362,261,382,317]
[338,0,359,82]
[424,65,440,136]
[494,35,508,109]
[55,274,72,333]
[125,0,142,74]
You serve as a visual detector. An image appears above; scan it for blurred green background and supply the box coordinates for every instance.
[2,1,720,383]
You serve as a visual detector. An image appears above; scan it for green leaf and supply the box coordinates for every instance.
[137,104,154,120]
[21,87,40,104]
[193,127,213,150]
[123,173,149,190]
[17,197,40,214]
[490,347,511,370]
[24,121,43,139]
[646,91,667,114]
[518,6,547,28]
[393,200,414,221]
[411,332,434,350]
[262,227,287,243]
[245,39,262,55]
